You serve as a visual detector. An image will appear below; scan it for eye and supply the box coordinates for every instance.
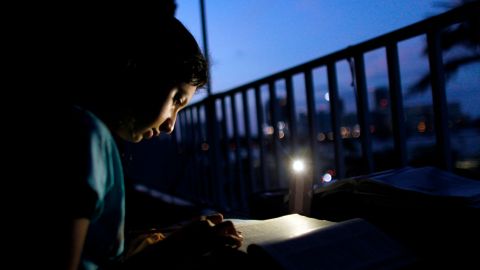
[173,94,185,107]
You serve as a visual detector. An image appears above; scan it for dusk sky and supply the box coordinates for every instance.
[175,0,479,116]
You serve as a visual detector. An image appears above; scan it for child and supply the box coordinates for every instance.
[29,2,242,270]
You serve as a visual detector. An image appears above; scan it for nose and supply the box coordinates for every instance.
[159,113,177,134]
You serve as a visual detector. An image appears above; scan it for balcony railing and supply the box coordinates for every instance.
[164,2,479,216]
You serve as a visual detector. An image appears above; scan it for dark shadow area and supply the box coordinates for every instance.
[248,189,289,219]
[311,168,480,269]
[124,184,207,232]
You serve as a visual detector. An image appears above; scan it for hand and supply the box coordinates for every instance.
[119,214,244,269]
[123,231,165,259]
[164,213,243,256]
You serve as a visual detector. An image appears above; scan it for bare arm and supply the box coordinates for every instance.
[66,218,90,270]
[120,213,243,269]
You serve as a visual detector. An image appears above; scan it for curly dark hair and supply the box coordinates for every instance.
[69,1,208,130]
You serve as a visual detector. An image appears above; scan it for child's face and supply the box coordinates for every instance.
[115,83,196,143]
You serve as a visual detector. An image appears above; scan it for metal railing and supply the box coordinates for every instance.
[170,2,479,216]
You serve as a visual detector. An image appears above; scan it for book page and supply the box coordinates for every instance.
[246,218,416,270]
[231,214,335,253]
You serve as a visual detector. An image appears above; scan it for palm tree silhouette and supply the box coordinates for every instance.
[409,0,479,94]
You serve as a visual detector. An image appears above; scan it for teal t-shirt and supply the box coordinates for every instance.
[71,106,125,270]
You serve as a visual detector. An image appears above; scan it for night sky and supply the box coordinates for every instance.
[176,0,479,117]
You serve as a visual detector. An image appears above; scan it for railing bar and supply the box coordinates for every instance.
[268,81,282,189]
[285,76,297,152]
[178,110,184,149]
[203,105,215,205]
[207,99,225,207]
[179,111,186,147]
[180,109,193,196]
[305,70,318,171]
[242,90,254,201]
[171,119,180,186]
[230,93,246,210]
[427,29,452,171]
[191,107,202,202]
[196,107,205,201]
[327,62,345,179]
[254,86,267,191]
[174,114,182,143]
[221,97,234,209]
[304,69,317,214]
[386,43,407,168]
[353,54,374,174]
[188,108,197,199]
[184,107,197,200]
[196,105,209,203]
[286,74,298,215]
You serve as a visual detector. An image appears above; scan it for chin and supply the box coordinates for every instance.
[123,133,143,143]
[130,136,143,143]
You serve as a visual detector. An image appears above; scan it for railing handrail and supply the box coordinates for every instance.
[190,2,478,103]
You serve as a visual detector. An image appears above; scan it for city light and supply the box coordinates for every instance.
[324,92,330,102]
[322,173,332,182]
[292,159,305,173]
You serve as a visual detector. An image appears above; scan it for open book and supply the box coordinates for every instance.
[231,214,416,270]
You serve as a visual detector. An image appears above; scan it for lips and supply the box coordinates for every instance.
[143,130,154,139]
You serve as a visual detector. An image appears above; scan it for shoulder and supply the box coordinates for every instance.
[71,106,111,139]
[70,106,119,150]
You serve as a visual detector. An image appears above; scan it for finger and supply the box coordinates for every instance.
[200,218,216,227]
[146,232,165,244]
[205,213,224,225]
[215,234,244,248]
[212,221,243,238]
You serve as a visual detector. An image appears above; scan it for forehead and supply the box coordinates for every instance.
[177,83,197,96]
